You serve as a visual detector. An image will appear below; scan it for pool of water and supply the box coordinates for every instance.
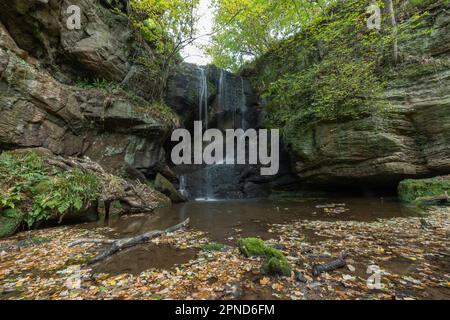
[90,197,418,243]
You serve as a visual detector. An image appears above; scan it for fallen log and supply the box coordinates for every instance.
[312,251,348,277]
[69,218,190,264]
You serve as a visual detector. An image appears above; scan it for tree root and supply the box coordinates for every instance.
[69,218,190,264]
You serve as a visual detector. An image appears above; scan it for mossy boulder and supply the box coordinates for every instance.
[398,176,450,204]
[0,214,22,238]
[238,238,292,276]
[263,257,292,277]
[238,238,267,257]
[154,173,186,203]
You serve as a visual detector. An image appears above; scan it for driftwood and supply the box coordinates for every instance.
[69,218,190,264]
[312,251,348,277]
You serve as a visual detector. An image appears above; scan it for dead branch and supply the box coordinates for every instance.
[69,218,190,264]
[312,251,348,277]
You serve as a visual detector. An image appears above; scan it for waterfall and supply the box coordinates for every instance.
[198,67,208,129]
[218,70,225,112]
[185,67,254,201]
[240,77,247,129]
[178,175,188,198]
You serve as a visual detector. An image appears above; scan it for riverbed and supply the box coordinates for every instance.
[0,197,448,300]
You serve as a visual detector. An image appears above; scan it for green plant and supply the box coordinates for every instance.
[76,78,120,92]
[398,177,450,203]
[0,151,101,229]
[29,169,100,226]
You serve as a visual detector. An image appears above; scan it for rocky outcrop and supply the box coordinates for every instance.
[166,63,261,130]
[0,1,178,180]
[291,8,450,190]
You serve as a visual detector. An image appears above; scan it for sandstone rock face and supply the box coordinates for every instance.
[0,3,175,178]
[292,9,450,189]
[0,0,158,98]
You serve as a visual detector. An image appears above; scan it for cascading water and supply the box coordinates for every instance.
[178,175,188,198]
[197,67,208,129]
[178,66,256,201]
[240,77,247,130]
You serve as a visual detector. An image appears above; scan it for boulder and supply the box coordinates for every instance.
[154,173,187,203]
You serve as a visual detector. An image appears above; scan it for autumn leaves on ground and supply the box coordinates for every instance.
[0,207,448,300]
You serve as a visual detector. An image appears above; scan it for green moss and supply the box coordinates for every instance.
[238,238,267,257]
[263,257,292,277]
[238,238,292,277]
[398,176,450,203]
[0,215,21,238]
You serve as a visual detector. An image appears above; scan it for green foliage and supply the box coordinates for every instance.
[236,0,434,151]
[398,177,450,203]
[255,0,389,149]
[29,169,100,227]
[129,0,200,97]
[208,0,333,71]
[76,78,120,92]
[0,151,100,229]
[238,238,292,276]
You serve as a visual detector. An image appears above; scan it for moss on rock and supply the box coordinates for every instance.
[154,173,186,203]
[238,237,292,276]
[398,176,450,203]
[0,214,22,238]
[238,238,267,257]
[263,256,292,277]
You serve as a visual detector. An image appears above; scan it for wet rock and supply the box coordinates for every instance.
[224,282,244,299]
[0,215,22,239]
[154,174,187,203]
[0,2,174,180]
